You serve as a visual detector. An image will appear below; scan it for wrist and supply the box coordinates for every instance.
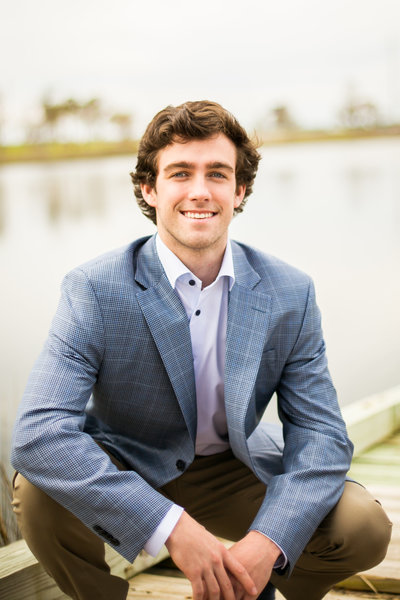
[165,511,197,553]
[246,530,281,562]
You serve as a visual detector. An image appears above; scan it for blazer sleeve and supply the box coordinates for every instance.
[249,278,354,573]
[11,268,174,563]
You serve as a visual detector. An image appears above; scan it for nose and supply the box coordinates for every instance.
[187,175,211,202]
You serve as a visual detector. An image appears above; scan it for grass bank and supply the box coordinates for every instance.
[0,140,139,164]
[260,126,400,146]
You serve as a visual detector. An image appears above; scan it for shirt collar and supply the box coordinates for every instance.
[155,234,235,291]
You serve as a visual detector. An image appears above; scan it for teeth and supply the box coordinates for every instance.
[183,212,214,219]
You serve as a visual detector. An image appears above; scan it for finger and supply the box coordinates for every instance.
[191,576,205,600]
[239,588,259,600]
[203,569,225,600]
[213,563,236,600]
[231,582,245,600]
[223,552,257,596]
[231,578,248,600]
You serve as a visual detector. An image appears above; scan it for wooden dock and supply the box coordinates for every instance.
[126,576,399,600]
[1,386,399,599]
[124,390,400,599]
[125,433,400,600]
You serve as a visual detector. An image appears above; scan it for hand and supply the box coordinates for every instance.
[228,531,281,600]
[165,511,258,600]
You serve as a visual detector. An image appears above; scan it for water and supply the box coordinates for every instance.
[1,137,400,472]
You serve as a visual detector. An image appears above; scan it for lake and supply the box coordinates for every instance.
[1,137,400,473]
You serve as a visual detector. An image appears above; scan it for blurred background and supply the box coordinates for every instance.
[1,0,400,501]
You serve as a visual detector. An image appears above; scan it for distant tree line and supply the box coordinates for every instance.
[0,87,396,147]
[257,97,382,138]
[337,101,379,129]
[24,97,133,144]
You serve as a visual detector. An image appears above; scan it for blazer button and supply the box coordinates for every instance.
[176,459,186,472]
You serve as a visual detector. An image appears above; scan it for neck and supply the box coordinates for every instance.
[188,251,224,288]
[158,235,227,289]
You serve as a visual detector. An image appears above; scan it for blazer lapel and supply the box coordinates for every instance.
[132,237,272,452]
[134,237,197,443]
[225,243,272,460]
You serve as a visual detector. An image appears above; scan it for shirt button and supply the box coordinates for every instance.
[188,279,196,286]
[195,309,201,316]
[176,459,186,472]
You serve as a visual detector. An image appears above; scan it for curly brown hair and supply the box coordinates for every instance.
[130,100,261,224]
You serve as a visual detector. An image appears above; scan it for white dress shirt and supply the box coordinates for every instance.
[144,235,285,569]
[157,233,234,456]
[144,234,232,555]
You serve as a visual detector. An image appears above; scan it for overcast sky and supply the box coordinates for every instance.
[1,0,400,140]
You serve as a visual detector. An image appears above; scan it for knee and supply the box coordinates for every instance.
[331,482,392,571]
[12,473,67,545]
[351,495,392,570]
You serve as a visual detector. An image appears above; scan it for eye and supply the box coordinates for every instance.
[171,171,189,178]
[209,171,226,179]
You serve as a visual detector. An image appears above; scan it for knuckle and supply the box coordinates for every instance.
[235,562,245,573]
[223,579,232,590]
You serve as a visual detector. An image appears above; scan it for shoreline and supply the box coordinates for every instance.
[259,126,400,146]
[0,140,139,165]
[1,128,399,165]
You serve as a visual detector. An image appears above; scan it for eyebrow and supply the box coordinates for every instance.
[163,161,234,174]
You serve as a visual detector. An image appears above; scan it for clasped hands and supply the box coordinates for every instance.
[165,511,280,600]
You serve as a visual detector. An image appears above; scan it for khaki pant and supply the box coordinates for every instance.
[12,449,392,600]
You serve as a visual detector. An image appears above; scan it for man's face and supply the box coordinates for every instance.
[141,134,245,259]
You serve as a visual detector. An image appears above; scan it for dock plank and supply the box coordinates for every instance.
[128,573,192,599]
[0,539,168,600]
[127,573,400,600]
[341,431,400,595]
[347,464,400,486]
[348,432,400,486]
[354,452,400,466]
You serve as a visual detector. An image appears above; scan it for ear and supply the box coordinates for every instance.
[234,184,246,209]
[141,183,157,207]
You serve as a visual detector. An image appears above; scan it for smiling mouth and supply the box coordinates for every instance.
[181,211,216,219]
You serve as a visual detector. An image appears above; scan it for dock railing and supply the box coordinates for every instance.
[342,384,400,456]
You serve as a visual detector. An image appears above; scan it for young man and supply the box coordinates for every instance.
[11,101,391,600]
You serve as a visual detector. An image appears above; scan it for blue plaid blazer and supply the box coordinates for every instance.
[11,235,353,572]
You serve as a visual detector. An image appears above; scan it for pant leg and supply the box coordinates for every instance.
[160,450,267,541]
[12,446,392,600]
[11,462,129,600]
[271,481,392,600]
[160,451,275,599]
[161,453,392,600]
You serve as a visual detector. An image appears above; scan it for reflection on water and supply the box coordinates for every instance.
[344,166,378,205]
[272,169,296,204]
[1,139,400,471]
[43,174,106,224]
